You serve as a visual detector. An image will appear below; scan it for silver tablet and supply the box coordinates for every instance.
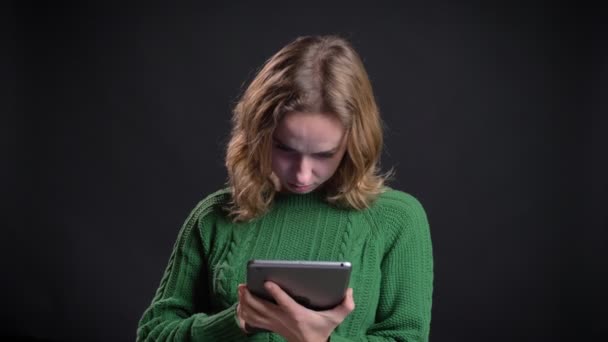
[246,260,352,311]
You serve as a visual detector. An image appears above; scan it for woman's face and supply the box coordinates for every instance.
[271,111,347,194]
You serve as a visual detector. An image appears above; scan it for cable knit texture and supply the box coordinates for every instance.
[137,187,433,341]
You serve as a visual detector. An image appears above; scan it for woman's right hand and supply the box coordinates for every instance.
[235,282,355,341]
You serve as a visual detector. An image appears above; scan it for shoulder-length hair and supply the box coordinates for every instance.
[225,35,389,222]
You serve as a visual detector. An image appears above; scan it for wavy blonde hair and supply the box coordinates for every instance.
[225,35,390,222]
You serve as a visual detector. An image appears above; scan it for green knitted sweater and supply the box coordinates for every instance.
[137,187,433,341]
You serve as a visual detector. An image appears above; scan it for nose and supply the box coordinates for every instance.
[294,156,313,185]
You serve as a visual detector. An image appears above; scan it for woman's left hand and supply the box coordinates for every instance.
[236,281,355,342]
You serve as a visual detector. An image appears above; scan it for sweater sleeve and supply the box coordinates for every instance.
[331,192,434,342]
[136,198,245,341]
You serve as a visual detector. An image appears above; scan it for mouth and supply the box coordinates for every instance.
[288,183,314,192]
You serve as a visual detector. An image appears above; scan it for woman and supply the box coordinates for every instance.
[137,35,433,341]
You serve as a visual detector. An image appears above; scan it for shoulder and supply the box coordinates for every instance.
[175,188,233,249]
[371,187,427,222]
[374,187,425,212]
[367,187,430,242]
[187,187,232,222]
[193,188,232,214]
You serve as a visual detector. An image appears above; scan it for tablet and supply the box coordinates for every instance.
[246,260,352,311]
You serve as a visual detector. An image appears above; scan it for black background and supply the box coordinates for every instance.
[5,1,607,341]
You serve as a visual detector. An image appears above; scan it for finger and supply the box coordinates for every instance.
[239,289,273,330]
[264,281,299,311]
[239,286,264,316]
[238,286,263,322]
[241,285,278,319]
[245,285,278,311]
[235,303,249,333]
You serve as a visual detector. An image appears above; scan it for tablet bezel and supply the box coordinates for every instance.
[246,259,352,311]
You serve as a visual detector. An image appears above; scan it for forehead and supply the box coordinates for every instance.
[274,111,345,152]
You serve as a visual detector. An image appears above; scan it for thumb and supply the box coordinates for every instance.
[333,288,355,317]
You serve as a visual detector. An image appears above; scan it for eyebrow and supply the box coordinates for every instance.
[273,137,340,155]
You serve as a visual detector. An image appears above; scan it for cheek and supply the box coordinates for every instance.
[271,153,290,175]
[321,151,347,179]
[316,159,342,180]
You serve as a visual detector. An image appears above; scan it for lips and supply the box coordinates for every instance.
[288,183,314,192]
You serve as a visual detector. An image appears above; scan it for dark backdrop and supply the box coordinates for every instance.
[5,2,607,341]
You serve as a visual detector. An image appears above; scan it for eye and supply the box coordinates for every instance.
[314,152,335,159]
[274,142,292,151]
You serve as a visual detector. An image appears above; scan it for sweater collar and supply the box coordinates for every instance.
[273,189,327,207]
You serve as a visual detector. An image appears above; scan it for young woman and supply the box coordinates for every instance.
[137,35,433,341]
